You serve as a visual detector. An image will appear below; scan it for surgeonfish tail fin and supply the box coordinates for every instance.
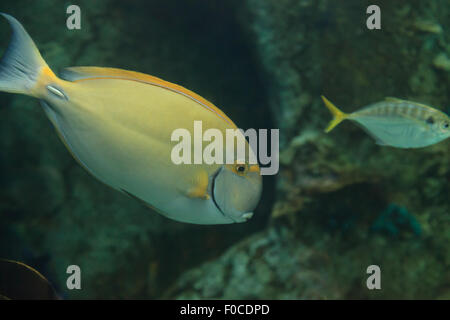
[321,95,348,133]
[0,13,53,97]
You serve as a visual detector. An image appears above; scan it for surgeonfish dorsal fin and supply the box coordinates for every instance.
[60,66,155,82]
[60,66,236,126]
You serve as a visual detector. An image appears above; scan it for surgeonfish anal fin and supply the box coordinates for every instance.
[120,188,165,213]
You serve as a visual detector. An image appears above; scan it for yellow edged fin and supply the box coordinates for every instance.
[321,95,348,133]
[61,66,236,127]
[0,259,58,300]
[0,259,49,283]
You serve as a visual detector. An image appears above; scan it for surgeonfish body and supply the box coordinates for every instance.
[0,13,262,224]
[322,96,450,148]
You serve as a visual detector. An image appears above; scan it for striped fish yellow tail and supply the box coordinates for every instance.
[321,95,348,133]
[0,13,57,98]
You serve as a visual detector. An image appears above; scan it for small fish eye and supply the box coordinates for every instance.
[444,122,449,129]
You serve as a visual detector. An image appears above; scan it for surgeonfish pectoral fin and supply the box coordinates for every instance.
[0,13,53,97]
[321,95,348,133]
[186,170,210,200]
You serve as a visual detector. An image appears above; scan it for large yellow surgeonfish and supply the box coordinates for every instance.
[0,14,262,224]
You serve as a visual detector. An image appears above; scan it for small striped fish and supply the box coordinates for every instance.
[321,96,450,148]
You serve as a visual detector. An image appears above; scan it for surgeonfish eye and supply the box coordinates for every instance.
[444,122,449,129]
[233,163,248,176]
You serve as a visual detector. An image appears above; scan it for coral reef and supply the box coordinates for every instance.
[164,227,342,299]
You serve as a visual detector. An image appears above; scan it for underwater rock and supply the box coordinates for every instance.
[165,226,343,299]
[413,19,443,34]
[433,53,450,71]
[371,204,422,238]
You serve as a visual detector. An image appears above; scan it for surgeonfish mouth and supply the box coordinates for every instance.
[241,212,254,220]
